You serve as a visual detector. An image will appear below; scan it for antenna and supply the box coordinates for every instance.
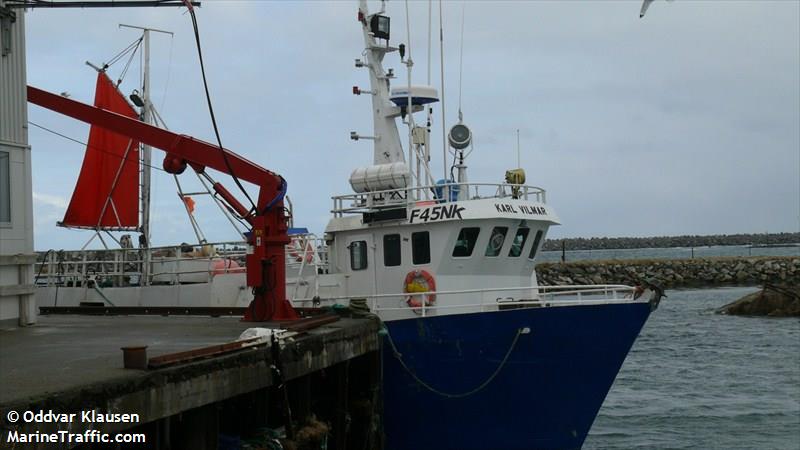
[516,129,520,168]
[457,0,465,119]
[439,0,447,183]
[427,0,432,85]
[404,0,415,189]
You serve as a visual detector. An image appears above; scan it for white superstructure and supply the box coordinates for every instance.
[284,0,568,321]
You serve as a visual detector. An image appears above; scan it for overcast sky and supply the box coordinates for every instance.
[23,0,800,250]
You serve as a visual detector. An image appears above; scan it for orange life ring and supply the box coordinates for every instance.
[404,269,436,308]
[288,237,314,263]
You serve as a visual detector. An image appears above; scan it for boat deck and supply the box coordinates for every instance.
[0,312,380,439]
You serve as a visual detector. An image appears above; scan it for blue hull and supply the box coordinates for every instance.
[383,302,652,450]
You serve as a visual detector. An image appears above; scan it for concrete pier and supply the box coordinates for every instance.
[0,312,382,449]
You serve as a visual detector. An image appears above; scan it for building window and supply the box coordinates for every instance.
[508,227,530,257]
[0,152,9,224]
[453,227,480,257]
[412,231,430,265]
[383,234,401,267]
[485,226,508,257]
[528,230,544,260]
[350,240,368,270]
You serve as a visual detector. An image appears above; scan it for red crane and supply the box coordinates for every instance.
[27,85,299,322]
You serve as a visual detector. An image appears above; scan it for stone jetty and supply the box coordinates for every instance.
[717,284,800,317]
[535,256,800,288]
[542,232,799,251]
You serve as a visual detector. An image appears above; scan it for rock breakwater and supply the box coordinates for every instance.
[716,284,800,317]
[535,256,800,288]
[542,232,799,251]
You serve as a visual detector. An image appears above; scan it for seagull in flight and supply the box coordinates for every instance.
[640,0,654,18]
[641,0,674,18]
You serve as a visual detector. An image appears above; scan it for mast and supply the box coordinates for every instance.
[119,24,172,248]
[350,0,440,201]
[358,0,404,165]
[141,27,152,247]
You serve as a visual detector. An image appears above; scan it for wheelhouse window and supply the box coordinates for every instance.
[452,227,480,257]
[412,231,430,265]
[508,227,530,257]
[0,152,9,225]
[528,230,544,260]
[485,226,508,257]
[350,240,368,270]
[383,234,401,267]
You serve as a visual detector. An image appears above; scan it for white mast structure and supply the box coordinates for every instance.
[119,24,172,249]
[354,0,404,165]
[351,0,439,201]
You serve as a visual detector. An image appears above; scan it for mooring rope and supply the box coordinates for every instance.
[383,325,527,399]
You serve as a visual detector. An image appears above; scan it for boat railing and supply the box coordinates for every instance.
[285,233,332,300]
[292,284,644,317]
[34,238,331,288]
[331,182,547,217]
[285,234,329,270]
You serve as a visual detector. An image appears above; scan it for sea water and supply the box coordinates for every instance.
[584,286,800,449]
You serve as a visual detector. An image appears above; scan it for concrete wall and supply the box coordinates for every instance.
[0,1,35,327]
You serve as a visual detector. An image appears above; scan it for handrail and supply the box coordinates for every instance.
[331,182,547,217]
[33,237,330,288]
[291,283,642,317]
[291,284,633,303]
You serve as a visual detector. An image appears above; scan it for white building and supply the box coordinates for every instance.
[0,0,35,327]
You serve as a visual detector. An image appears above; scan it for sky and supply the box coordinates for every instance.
[22,0,800,251]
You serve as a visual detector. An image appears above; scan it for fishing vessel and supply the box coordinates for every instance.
[32,1,663,448]
[34,25,259,309]
[292,3,662,448]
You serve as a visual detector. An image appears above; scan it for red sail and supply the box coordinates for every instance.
[60,73,140,229]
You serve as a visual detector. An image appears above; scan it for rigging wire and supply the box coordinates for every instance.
[115,39,141,87]
[30,119,249,239]
[139,36,144,99]
[159,33,175,114]
[28,120,168,173]
[150,110,247,238]
[104,37,142,68]
[183,5,258,213]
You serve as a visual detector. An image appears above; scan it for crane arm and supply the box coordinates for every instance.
[27,85,282,217]
[27,84,298,321]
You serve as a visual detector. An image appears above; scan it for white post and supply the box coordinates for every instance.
[141,28,152,251]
